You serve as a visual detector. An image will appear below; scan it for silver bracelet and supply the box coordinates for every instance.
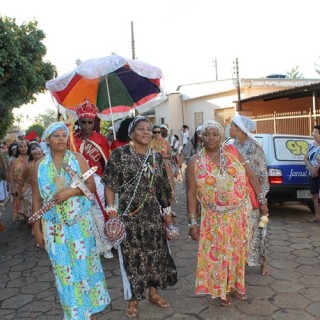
[162,206,172,216]
[257,193,268,205]
[188,213,197,219]
[105,204,118,216]
[188,218,198,229]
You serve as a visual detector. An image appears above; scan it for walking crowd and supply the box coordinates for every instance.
[0,98,274,319]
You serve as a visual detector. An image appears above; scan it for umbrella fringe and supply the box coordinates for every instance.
[97,111,132,122]
[97,93,167,121]
[135,93,167,114]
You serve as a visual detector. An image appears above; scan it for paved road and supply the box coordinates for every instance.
[1,182,320,320]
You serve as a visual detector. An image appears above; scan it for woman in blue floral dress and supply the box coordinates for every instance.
[31,122,110,320]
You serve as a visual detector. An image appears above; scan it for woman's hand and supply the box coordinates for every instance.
[165,214,175,225]
[53,189,73,204]
[259,203,269,216]
[32,222,45,248]
[310,166,319,178]
[189,225,200,241]
[108,211,118,219]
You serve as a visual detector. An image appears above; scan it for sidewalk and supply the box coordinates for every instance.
[1,182,320,319]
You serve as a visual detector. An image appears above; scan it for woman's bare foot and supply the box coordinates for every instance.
[148,286,170,308]
[126,299,138,318]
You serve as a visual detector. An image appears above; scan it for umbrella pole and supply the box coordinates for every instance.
[106,77,117,140]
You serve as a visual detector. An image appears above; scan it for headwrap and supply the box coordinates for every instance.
[76,97,98,120]
[128,116,151,139]
[42,121,69,143]
[17,139,29,147]
[201,120,224,137]
[232,114,256,140]
[160,124,169,131]
[196,125,203,133]
[30,146,42,155]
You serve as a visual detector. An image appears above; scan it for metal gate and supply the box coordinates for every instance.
[251,109,320,136]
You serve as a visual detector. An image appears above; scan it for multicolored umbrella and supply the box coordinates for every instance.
[45,54,166,122]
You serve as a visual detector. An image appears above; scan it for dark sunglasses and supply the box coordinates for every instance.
[153,131,161,134]
[80,120,94,125]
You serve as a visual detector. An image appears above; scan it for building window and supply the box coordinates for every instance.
[194,112,203,127]
[160,117,165,125]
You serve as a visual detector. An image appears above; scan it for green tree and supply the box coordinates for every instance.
[286,66,304,79]
[100,119,112,136]
[0,112,14,140]
[34,108,58,127]
[26,123,45,138]
[0,16,57,135]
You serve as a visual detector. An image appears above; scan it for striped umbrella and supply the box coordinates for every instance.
[46,54,166,123]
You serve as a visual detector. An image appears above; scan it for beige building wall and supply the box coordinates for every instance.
[154,92,183,137]
[152,78,320,139]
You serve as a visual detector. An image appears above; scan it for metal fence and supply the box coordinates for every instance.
[251,109,320,136]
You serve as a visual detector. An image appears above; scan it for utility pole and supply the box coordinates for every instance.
[233,58,241,111]
[131,21,135,60]
[213,58,218,80]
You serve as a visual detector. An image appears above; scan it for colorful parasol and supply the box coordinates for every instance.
[45,54,166,123]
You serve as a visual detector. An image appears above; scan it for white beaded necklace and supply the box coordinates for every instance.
[200,147,234,192]
[120,146,156,216]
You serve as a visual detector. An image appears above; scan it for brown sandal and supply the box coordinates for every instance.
[219,293,231,307]
[126,299,138,318]
[231,289,251,301]
[149,292,170,308]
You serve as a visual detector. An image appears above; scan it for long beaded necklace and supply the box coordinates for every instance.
[120,146,156,217]
[201,147,234,192]
[50,153,69,242]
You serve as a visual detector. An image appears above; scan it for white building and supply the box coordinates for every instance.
[149,78,320,138]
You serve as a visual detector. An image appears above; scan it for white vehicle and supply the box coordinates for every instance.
[254,134,314,211]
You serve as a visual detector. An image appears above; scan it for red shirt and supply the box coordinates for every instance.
[73,131,110,176]
[110,140,129,151]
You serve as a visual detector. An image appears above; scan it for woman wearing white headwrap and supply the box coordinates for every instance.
[186,120,268,306]
[229,115,270,275]
[102,116,177,318]
[31,122,110,320]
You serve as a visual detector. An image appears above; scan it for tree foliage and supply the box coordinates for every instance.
[0,16,57,136]
[286,66,304,79]
[26,123,45,138]
[100,119,112,136]
[0,112,14,140]
[34,108,58,127]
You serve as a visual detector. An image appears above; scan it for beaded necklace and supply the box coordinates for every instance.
[120,146,156,217]
[200,147,234,192]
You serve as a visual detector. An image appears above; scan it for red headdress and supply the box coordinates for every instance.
[76,97,98,120]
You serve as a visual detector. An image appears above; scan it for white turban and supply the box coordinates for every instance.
[201,120,224,137]
[232,114,256,140]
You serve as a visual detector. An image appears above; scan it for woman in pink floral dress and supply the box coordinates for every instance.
[186,120,268,306]
[150,125,175,200]
[7,140,30,222]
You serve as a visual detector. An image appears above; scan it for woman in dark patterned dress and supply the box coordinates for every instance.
[229,115,270,275]
[102,116,177,318]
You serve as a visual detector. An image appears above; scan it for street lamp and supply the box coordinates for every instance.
[232,58,241,111]
[213,58,218,80]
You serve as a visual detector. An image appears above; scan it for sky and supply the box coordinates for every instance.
[2,0,320,129]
